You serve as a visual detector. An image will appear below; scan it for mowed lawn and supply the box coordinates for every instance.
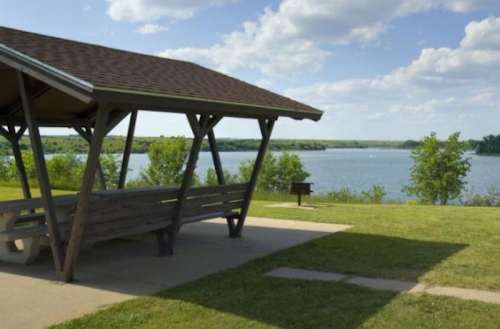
[2,187,500,328]
[0,186,75,201]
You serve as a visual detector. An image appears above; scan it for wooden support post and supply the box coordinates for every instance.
[74,126,107,191]
[18,71,66,279]
[8,124,33,210]
[157,114,221,256]
[63,104,111,282]
[208,131,225,185]
[118,110,137,189]
[207,130,237,232]
[230,118,276,238]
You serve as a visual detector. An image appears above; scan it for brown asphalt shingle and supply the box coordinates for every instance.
[0,26,322,117]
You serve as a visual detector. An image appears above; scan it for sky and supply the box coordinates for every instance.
[1,0,500,140]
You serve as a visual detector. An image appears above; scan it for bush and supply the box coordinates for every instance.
[463,186,500,207]
[327,185,388,204]
[328,188,361,203]
[361,185,387,204]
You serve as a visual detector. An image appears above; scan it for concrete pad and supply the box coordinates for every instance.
[426,286,500,305]
[266,267,347,282]
[0,217,352,329]
[347,277,426,293]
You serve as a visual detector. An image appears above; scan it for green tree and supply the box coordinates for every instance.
[138,137,199,187]
[238,152,310,192]
[204,168,240,186]
[402,132,471,205]
[100,153,122,189]
[275,152,310,191]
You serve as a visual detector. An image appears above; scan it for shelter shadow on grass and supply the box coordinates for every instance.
[0,220,346,296]
[145,233,468,329]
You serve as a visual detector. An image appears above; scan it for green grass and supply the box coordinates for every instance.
[0,186,75,201]
[1,187,499,328]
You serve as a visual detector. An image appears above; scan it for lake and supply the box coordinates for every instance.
[124,149,500,201]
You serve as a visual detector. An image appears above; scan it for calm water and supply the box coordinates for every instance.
[124,149,500,201]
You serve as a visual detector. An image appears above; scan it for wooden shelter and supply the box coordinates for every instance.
[0,26,322,282]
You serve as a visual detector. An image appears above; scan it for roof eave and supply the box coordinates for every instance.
[93,87,323,121]
[0,44,94,103]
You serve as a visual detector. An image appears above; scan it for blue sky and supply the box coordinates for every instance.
[1,0,500,140]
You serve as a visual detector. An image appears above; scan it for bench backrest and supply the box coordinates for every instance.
[82,183,250,244]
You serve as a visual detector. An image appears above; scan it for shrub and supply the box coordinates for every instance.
[361,185,387,204]
[463,186,500,207]
[328,188,360,203]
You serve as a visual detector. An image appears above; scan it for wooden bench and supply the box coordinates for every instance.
[0,183,250,264]
[0,194,78,264]
[81,183,249,250]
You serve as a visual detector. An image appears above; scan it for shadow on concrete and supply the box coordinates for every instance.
[154,232,468,329]
[0,219,349,296]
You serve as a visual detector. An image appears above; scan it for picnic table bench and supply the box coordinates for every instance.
[0,183,248,264]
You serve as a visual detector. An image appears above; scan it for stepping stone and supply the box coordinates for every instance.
[347,276,426,293]
[426,286,500,305]
[265,267,347,282]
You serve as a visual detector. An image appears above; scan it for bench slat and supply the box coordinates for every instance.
[0,194,78,213]
[186,183,249,197]
[82,220,173,245]
[184,191,247,208]
[181,211,238,225]
[182,200,244,218]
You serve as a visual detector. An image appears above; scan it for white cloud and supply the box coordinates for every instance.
[285,17,500,102]
[83,4,91,12]
[158,0,500,77]
[461,16,500,50]
[106,0,237,22]
[137,24,168,35]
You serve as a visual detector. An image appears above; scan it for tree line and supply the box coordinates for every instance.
[475,134,500,155]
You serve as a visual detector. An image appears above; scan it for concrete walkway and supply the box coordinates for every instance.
[0,217,351,329]
[266,267,500,305]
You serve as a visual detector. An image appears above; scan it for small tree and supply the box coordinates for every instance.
[403,132,471,205]
[100,153,122,189]
[137,137,199,187]
[238,152,310,192]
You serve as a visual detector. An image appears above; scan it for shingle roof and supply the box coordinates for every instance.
[0,26,322,120]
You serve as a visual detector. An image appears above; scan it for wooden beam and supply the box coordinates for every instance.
[2,83,51,116]
[159,114,221,255]
[105,109,132,135]
[230,118,276,238]
[63,103,111,282]
[8,124,32,205]
[15,125,27,140]
[18,71,66,279]
[0,115,91,127]
[208,130,225,185]
[93,89,323,121]
[74,126,107,191]
[0,126,11,141]
[208,129,238,232]
[118,110,137,189]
